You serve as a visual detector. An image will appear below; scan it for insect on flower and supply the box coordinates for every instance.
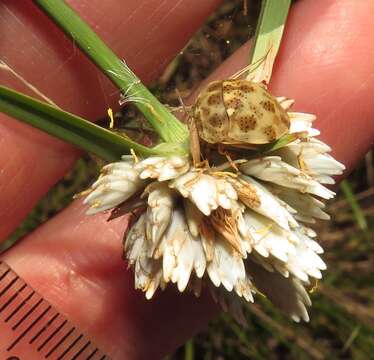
[194,79,290,145]
[188,59,292,167]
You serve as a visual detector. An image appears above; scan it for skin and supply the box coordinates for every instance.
[0,0,373,358]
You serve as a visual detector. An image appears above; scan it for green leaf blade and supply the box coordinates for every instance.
[249,0,291,82]
[0,86,158,161]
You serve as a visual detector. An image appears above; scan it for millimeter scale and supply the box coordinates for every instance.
[0,261,110,359]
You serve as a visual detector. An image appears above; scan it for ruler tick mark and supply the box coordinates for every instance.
[71,340,91,360]
[12,297,43,330]
[0,262,109,359]
[57,333,83,360]
[46,326,75,358]
[37,318,67,352]
[0,283,27,314]
[7,305,51,351]
[86,348,98,360]
[0,276,19,298]
[29,312,59,344]
[5,290,35,323]
[0,268,11,281]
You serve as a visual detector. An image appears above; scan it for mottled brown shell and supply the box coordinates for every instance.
[193,79,290,145]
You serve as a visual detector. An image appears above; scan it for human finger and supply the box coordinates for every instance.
[0,0,223,240]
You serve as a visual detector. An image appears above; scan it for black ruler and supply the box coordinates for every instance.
[0,261,110,360]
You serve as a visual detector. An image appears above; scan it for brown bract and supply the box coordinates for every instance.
[209,207,243,256]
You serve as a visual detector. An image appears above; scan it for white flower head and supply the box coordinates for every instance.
[82,85,344,324]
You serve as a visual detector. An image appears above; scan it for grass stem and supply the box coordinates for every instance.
[34,0,189,145]
[340,180,368,230]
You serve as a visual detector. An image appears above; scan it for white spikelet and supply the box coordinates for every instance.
[207,235,246,292]
[237,176,298,230]
[160,209,206,292]
[273,138,345,184]
[124,214,164,299]
[170,171,237,216]
[144,182,175,248]
[246,258,311,322]
[267,184,330,223]
[240,156,335,199]
[84,159,144,215]
[243,211,297,263]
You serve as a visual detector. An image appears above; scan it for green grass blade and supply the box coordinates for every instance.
[340,180,368,230]
[0,86,161,161]
[249,0,291,82]
[34,0,189,145]
[184,338,194,360]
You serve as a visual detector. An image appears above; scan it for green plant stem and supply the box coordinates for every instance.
[340,180,368,230]
[34,0,189,145]
[0,86,172,161]
[249,0,291,81]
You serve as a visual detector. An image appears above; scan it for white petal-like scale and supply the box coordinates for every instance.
[135,155,190,181]
[170,172,217,215]
[307,239,324,254]
[246,220,326,283]
[239,176,298,230]
[183,200,202,237]
[243,210,298,263]
[277,96,295,110]
[284,228,327,281]
[170,171,237,216]
[101,158,134,173]
[160,209,206,291]
[246,258,311,322]
[207,235,246,292]
[124,213,147,264]
[85,191,132,215]
[234,205,254,254]
[123,214,164,299]
[134,256,163,300]
[267,183,330,223]
[84,159,144,215]
[144,182,175,246]
[289,112,320,137]
[234,277,255,303]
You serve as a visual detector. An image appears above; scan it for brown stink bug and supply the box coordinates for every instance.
[193,79,290,148]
